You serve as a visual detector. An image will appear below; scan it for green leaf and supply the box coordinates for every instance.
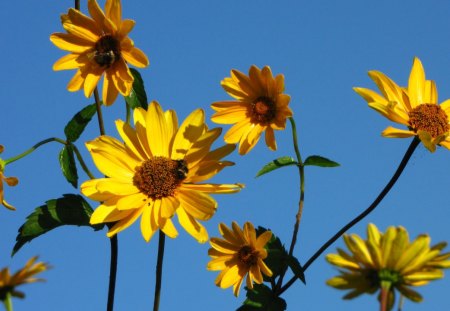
[59,145,78,188]
[304,155,340,167]
[64,103,97,142]
[256,227,287,279]
[125,68,148,110]
[12,194,103,256]
[286,255,306,284]
[237,284,287,311]
[256,156,298,177]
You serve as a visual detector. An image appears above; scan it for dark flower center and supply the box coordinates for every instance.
[249,96,277,125]
[408,104,449,137]
[93,35,121,67]
[237,245,259,267]
[133,157,188,200]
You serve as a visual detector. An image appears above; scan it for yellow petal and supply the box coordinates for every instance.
[83,69,103,97]
[121,47,149,68]
[105,0,122,27]
[102,71,120,106]
[265,127,277,150]
[53,54,82,71]
[140,202,157,242]
[115,120,146,160]
[50,33,93,53]
[67,70,85,92]
[408,57,426,107]
[171,109,205,159]
[116,193,147,210]
[107,209,141,237]
[146,101,169,157]
[381,126,415,138]
[176,188,217,221]
[223,119,251,144]
[160,218,178,238]
[176,208,208,243]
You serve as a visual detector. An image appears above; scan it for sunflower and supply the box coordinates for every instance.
[81,101,242,243]
[50,0,149,106]
[211,65,293,155]
[207,221,273,297]
[0,257,49,300]
[354,57,450,152]
[326,223,450,309]
[0,145,18,211]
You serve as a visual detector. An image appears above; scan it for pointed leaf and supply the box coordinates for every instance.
[256,227,288,279]
[286,255,306,284]
[64,103,97,142]
[59,145,78,188]
[304,155,340,167]
[256,156,298,178]
[125,68,148,110]
[237,284,287,311]
[12,194,103,256]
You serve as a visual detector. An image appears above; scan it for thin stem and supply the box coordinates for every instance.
[125,102,131,125]
[92,86,117,311]
[397,295,404,311]
[74,0,80,10]
[94,88,106,136]
[106,236,118,311]
[153,231,166,311]
[5,137,66,165]
[72,144,95,179]
[2,292,13,311]
[380,285,390,311]
[275,118,305,292]
[279,137,420,295]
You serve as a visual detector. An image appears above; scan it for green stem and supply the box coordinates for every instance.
[92,86,117,311]
[74,0,80,10]
[2,292,13,311]
[106,235,118,311]
[397,294,404,311]
[5,137,66,165]
[279,137,420,295]
[275,118,305,293]
[380,283,391,311]
[94,88,106,136]
[153,231,166,311]
[125,102,131,125]
[72,145,95,179]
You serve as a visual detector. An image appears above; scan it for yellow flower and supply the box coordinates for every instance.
[326,223,450,309]
[207,222,273,296]
[0,145,18,211]
[354,57,450,152]
[0,257,49,300]
[50,0,149,106]
[81,101,242,243]
[211,65,293,155]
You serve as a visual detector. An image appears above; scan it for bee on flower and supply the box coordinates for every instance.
[50,0,149,106]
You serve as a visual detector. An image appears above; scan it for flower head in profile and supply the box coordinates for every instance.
[50,0,149,106]
[0,257,49,301]
[207,222,273,296]
[0,145,18,211]
[354,57,450,152]
[81,102,242,243]
[326,223,450,309]
[211,65,293,155]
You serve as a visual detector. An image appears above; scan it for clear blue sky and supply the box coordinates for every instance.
[1,0,450,310]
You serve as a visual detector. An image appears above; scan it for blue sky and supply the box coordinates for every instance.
[1,0,450,310]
